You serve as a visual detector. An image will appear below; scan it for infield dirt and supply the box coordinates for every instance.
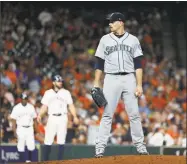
[19,155,186,164]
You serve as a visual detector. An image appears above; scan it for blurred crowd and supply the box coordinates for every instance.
[0,2,186,147]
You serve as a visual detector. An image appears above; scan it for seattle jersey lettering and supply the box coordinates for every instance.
[105,44,133,55]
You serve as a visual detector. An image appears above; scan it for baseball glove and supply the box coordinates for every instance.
[91,87,107,108]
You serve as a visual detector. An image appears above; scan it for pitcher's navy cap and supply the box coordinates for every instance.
[106,12,125,22]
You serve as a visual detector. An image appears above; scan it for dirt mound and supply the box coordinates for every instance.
[22,155,186,164]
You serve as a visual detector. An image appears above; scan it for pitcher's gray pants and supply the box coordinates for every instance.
[95,73,147,155]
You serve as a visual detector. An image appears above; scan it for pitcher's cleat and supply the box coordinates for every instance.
[95,153,103,158]
[139,151,149,155]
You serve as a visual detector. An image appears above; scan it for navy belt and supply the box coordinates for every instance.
[52,113,62,116]
[22,126,30,128]
[108,72,130,75]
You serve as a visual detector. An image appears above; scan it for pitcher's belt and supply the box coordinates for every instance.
[107,72,130,75]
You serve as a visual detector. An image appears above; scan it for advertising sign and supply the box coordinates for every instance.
[0,145,38,163]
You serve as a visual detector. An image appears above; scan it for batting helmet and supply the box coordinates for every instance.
[21,93,28,99]
[52,74,63,82]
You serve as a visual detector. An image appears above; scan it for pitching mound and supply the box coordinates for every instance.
[22,155,186,164]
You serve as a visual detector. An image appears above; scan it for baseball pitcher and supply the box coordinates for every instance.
[10,93,37,163]
[91,12,149,157]
[37,74,79,161]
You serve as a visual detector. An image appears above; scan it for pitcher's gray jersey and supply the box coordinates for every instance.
[95,32,143,73]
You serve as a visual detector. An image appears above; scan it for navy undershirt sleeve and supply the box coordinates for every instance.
[94,57,104,71]
[133,56,143,70]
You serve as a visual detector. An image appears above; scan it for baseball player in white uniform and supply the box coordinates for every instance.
[93,12,149,157]
[10,93,37,163]
[37,74,79,161]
